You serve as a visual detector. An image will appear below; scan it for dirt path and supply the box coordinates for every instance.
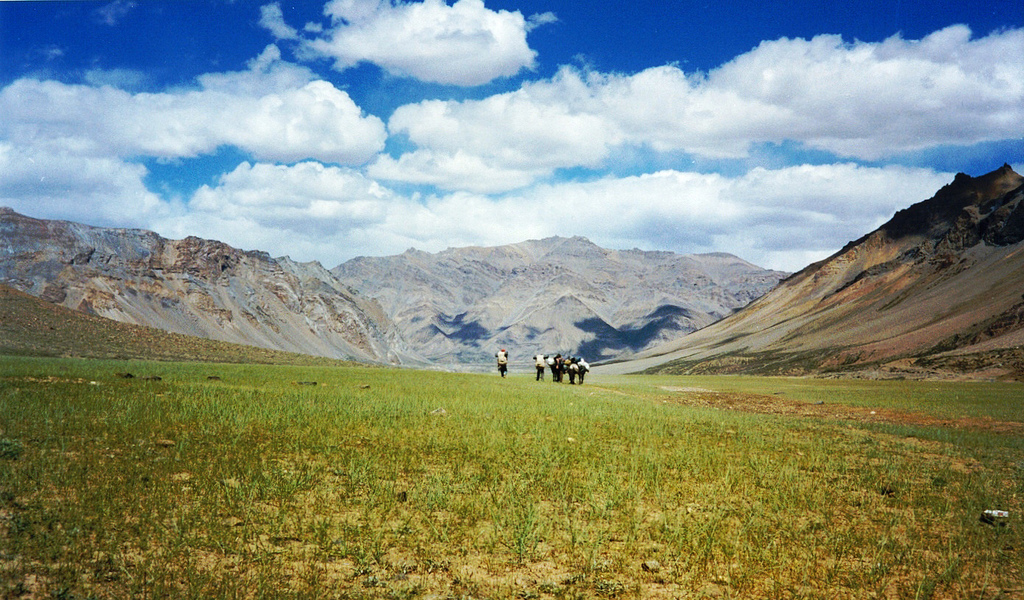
[593,384,1024,435]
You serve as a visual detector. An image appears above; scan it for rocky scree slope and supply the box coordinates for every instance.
[615,164,1024,380]
[332,236,788,366]
[0,283,359,366]
[0,208,417,363]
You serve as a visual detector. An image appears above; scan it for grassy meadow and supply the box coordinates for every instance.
[1,356,1022,599]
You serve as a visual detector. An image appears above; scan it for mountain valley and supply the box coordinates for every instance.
[4,164,1023,380]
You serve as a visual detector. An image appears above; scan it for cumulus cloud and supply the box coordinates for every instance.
[0,45,386,165]
[189,161,391,229]
[376,26,1024,192]
[368,150,544,194]
[161,161,407,263]
[0,142,167,227]
[170,160,952,271]
[292,0,543,85]
[708,25,1024,158]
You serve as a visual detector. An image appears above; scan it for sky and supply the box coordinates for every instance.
[1,0,1022,272]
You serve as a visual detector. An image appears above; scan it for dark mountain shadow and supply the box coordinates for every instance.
[437,312,491,342]
[576,305,694,358]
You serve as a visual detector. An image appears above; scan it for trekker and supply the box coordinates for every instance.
[577,358,589,384]
[495,349,509,377]
[534,354,546,381]
[567,358,578,384]
[552,354,563,382]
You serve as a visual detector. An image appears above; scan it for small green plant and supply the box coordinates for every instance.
[0,438,23,460]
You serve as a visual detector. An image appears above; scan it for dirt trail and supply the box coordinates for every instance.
[591,384,1024,435]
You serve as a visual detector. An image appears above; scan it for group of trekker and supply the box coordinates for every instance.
[493,349,589,384]
[537,353,589,384]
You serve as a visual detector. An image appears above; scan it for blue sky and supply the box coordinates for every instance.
[1,0,1022,271]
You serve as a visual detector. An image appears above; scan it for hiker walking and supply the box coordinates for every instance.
[495,348,509,377]
[577,358,590,384]
[534,354,546,381]
[567,358,579,384]
[552,354,563,382]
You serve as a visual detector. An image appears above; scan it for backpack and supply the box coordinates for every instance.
[497,351,508,365]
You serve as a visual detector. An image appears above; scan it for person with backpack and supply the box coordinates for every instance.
[496,349,509,377]
[534,354,547,381]
[577,358,590,384]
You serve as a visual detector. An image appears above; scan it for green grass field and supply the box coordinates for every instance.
[1,356,1022,599]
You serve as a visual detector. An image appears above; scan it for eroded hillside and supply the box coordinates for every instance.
[612,165,1024,381]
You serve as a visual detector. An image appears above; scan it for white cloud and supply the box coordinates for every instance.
[0,142,167,227]
[525,11,557,31]
[160,161,400,263]
[0,46,386,165]
[368,150,543,193]
[378,26,1024,192]
[189,161,391,227]
[164,160,952,272]
[708,25,1024,158]
[373,72,625,191]
[299,0,542,85]
[259,3,300,41]
[199,45,314,95]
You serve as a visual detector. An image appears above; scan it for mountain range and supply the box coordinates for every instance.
[604,164,1024,381]
[0,208,786,368]
[4,164,1022,379]
[332,238,787,366]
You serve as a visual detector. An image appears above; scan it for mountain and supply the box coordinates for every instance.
[332,237,789,366]
[0,283,357,366]
[605,164,1024,380]
[0,208,418,364]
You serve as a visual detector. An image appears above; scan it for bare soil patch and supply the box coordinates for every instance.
[653,386,1024,435]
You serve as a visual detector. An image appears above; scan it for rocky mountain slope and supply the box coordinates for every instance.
[332,237,788,366]
[0,208,417,364]
[605,164,1024,380]
[0,283,358,366]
